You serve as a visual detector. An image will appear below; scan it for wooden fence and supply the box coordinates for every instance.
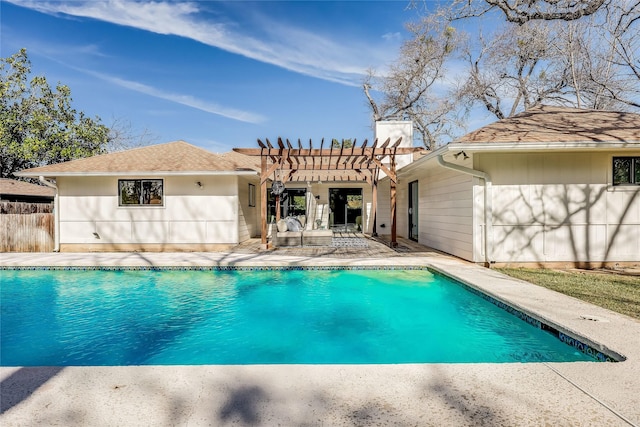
[1,201,55,252]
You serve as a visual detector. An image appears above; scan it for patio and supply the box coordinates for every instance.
[1,243,639,426]
[233,235,444,258]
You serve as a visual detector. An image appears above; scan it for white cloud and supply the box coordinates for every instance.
[7,0,396,86]
[382,32,402,42]
[88,70,266,124]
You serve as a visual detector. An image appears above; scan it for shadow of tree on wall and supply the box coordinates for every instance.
[492,183,639,267]
[603,190,640,262]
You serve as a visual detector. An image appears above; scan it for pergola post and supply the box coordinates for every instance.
[389,153,398,248]
[390,177,397,248]
[260,154,268,248]
[371,171,378,237]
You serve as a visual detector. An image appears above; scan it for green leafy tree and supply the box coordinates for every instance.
[331,138,353,148]
[1,48,109,178]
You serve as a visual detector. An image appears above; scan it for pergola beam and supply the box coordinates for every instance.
[235,138,425,249]
[261,160,282,184]
[260,155,268,246]
[233,147,419,157]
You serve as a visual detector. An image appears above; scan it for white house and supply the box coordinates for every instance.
[17,139,385,251]
[17,141,262,252]
[17,106,640,267]
[379,105,640,268]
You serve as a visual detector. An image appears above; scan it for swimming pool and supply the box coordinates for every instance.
[0,267,604,365]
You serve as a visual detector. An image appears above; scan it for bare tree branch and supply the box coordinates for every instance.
[445,0,607,24]
[363,72,382,122]
[486,0,606,24]
[106,116,158,152]
[362,17,465,149]
[368,0,637,149]
[458,22,570,119]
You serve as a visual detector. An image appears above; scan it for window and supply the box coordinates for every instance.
[119,179,163,206]
[267,188,306,222]
[613,157,640,185]
[248,183,256,207]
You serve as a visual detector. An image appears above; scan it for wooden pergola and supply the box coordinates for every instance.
[233,138,424,248]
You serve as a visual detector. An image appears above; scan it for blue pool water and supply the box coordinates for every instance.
[0,268,596,365]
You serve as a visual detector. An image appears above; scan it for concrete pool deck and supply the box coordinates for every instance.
[1,243,639,426]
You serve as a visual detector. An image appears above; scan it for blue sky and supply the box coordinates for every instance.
[1,0,427,152]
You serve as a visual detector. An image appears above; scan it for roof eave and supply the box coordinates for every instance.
[397,140,640,176]
[449,141,640,152]
[15,170,259,178]
[397,145,451,175]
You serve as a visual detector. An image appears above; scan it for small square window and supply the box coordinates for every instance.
[613,157,640,185]
[119,179,163,206]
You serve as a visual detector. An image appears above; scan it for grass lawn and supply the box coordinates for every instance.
[495,268,640,320]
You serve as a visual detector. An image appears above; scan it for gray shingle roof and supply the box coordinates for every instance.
[17,141,260,176]
[457,105,640,144]
[0,178,55,197]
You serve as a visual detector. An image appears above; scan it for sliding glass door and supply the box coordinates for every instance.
[329,188,362,231]
[409,180,418,241]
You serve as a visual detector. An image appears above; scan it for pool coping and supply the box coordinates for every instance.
[1,251,640,426]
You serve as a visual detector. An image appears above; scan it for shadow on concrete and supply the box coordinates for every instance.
[218,385,269,425]
[0,366,64,414]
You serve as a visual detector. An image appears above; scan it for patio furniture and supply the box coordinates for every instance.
[273,216,333,247]
[302,229,333,246]
[274,231,303,247]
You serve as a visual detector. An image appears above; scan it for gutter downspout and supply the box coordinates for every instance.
[39,176,60,252]
[436,155,493,267]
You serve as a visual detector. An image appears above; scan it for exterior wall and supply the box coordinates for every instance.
[375,181,391,235]
[478,151,640,265]
[237,176,260,242]
[407,159,475,260]
[396,179,408,238]
[57,175,241,250]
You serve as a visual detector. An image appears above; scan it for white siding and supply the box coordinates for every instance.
[237,176,260,242]
[375,181,391,234]
[420,166,474,260]
[479,151,640,264]
[396,179,408,238]
[57,175,241,245]
[396,159,475,261]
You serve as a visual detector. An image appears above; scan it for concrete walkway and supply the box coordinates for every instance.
[1,243,639,426]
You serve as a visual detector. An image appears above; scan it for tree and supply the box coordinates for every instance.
[331,138,353,149]
[606,1,640,82]
[363,18,464,149]
[582,0,640,109]
[439,0,607,24]
[1,49,110,178]
[456,1,639,118]
[458,21,575,119]
[391,0,639,127]
[106,116,158,153]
